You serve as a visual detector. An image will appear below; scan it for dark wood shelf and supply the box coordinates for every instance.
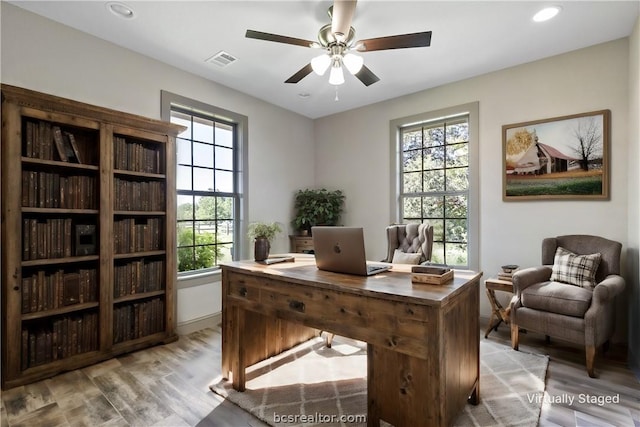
[22,157,99,171]
[111,331,171,351]
[114,169,166,179]
[21,302,100,321]
[113,250,166,260]
[114,289,165,304]
[113,210,166,216]
[22,255,99,267]
[22,207,99,215]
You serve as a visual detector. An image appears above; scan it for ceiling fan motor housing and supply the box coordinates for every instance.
[318,23,356,48]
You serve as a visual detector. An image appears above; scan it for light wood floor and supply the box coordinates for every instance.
[1,324,638,427]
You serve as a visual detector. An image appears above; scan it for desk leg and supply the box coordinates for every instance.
[367,344,436,427]
[221,313,230,379]
[468,378,480,405]
[231,305,246,392]
[221,276,230,379]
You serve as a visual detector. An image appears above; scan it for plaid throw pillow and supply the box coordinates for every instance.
[550,246,602,288]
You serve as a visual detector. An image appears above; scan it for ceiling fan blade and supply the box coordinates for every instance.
[245,30,315,48]
[285,63,314,84]
[331,0,357,43]
[356,31,432,52]
[354,65,380,87]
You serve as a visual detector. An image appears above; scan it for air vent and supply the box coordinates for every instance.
[205,51,238,67]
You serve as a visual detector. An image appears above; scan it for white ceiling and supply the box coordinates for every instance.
[9,1,640,119]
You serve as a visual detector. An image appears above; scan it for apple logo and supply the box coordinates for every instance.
[333,243,342,254]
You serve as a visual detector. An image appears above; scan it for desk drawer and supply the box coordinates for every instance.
[258,278,434,355]
[227,273,262,302]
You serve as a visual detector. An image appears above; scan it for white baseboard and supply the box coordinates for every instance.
[177,312,222,335]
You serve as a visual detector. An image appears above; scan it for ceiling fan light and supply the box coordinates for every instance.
[343,53,364,74]
[329,65,345,85]
[311,54,331,75]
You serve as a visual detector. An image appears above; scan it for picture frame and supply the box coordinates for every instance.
[502,110,610,201]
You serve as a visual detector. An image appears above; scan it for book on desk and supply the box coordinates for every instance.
[257,255,295,265]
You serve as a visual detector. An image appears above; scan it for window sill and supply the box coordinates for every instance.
[177,269,221,289]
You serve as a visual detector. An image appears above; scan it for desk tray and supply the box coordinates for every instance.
[411,269,454,285]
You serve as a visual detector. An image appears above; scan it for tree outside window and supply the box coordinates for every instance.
[400,117,470,267]
[171,110,238,273]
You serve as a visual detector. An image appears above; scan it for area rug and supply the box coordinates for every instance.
[210,336,548,427]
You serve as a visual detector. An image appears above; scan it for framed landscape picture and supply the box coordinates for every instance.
[502,110,610,201]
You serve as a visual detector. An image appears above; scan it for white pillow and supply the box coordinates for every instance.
[391,249,422,265]
[550,246,601,289]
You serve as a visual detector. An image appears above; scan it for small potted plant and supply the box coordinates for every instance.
[292,188,345,235]
[247,221,282,261]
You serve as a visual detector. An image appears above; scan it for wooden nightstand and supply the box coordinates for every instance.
[289,235,314,253]
[484,278,514,338]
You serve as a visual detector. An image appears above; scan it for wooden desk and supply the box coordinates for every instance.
[484,278,514,338]
[221,257,482,427]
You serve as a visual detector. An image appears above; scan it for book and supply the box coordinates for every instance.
[259,255,295,265]
[65,132,82,164]
[61,132,79,163]
[52,126,68,162]
[497,272,515,281]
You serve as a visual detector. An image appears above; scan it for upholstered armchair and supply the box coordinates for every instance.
[382,223,434,264]
[510,235,625,377]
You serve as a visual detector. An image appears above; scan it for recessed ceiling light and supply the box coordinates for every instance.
[106,1,135,19]
[533,6,562,22]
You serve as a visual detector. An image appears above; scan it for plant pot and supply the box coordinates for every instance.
[254,237,270,261]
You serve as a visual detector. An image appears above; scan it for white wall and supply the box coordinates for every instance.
[0,3,316,328]
[315,39,631,338]
[627,15,640,373]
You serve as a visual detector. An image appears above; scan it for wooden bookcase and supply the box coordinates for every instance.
[1,84,184,389]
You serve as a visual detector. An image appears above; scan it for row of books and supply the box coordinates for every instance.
[22,218,73,261]
[21,311,98,370]
[113,218,163,254]
[113,136,162,174]
[113,298,165,344]
[114,259,164,298]
[23,121,85,163]
[22,171,97,209]
[114,178,165,211]
[22,269,98,314]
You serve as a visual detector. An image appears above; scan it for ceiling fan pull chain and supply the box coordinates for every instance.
[334,86,339,102]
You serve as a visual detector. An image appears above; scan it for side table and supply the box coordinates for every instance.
[484,278,514,338]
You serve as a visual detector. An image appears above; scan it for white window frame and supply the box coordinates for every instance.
[161,91,248,279]
[389,102,479,270]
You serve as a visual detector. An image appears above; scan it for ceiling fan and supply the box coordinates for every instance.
[245,0,432,87]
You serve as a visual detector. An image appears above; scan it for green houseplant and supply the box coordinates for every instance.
[247,222,282,261]
[292,188,345,234]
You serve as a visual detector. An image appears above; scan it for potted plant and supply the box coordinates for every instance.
[247,221,282,261]
[292,188,345,235]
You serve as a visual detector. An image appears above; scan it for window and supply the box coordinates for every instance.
[161,92,248,274]
[391,103,479,269]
